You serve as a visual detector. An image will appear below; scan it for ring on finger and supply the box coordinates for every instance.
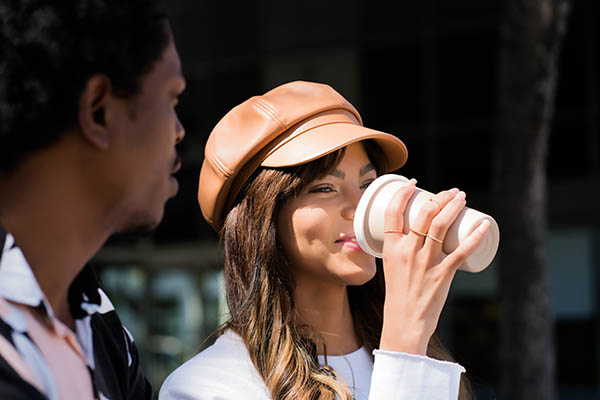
[410,228,427,237]
[427,234,443,244]
[384,229,404,235]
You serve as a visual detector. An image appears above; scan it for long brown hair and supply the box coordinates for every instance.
[221,140,471,399]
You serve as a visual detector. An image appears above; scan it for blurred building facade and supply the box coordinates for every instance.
[91,1,600,398]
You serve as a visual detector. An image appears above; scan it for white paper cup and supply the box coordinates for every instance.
[354,174,499,273]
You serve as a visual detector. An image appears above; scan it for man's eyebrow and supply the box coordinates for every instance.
[329,169,345,179]
[360,164,375,176]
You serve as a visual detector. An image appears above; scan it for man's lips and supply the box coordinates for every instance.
[171,154,182,175]
[169,154,182,193]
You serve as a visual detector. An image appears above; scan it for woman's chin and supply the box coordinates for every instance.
[338,262,377,286]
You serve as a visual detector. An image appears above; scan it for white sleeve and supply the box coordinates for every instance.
[369,350,465,400]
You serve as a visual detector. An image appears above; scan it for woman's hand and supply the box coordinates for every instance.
[379,180,490,355]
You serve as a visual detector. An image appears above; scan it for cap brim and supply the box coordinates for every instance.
[260,122,408,171]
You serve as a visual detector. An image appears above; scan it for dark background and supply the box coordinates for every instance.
[94,1,600,398]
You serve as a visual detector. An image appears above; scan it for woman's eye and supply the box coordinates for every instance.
[310,185,335,193]
[360,179,375,190]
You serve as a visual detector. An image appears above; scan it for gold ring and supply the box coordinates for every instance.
[384,229,404,234]
[427,235,443,244]
[410,228,427,237]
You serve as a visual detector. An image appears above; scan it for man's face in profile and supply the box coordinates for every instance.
[105,31,186,233]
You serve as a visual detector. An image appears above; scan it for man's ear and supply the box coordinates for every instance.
[78,75,113,150]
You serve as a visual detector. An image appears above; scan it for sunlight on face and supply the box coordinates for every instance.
[277,142,378,289]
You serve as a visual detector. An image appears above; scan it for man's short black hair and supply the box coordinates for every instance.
[0,0,171,172]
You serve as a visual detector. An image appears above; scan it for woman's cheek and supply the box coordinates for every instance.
[292,207,331,246]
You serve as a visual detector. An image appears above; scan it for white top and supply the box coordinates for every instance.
[159,330,465,400]
[317,347,373,399]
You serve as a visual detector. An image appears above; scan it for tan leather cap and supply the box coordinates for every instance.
[198,81,408,230]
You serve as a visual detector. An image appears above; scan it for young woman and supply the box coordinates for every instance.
[160,81,489,400]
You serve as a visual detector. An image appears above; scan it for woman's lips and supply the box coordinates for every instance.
[335,237,364,252]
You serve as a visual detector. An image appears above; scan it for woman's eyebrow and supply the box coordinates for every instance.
[329,169,346,179]
[360,164,375,176]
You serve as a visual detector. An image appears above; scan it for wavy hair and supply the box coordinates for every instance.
[221,140,471,399]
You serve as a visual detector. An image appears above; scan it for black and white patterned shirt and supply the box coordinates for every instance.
[0,225,152,399]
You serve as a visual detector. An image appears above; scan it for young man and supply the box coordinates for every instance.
[0,1,186,398]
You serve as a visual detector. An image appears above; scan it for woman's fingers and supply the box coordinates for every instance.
[405,188,459,252]
[422,190,466,254]
[379,185,478,355]
[383,179,417,236]
[443,219,491,269]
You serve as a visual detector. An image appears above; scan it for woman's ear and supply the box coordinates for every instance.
[78,75,112,150]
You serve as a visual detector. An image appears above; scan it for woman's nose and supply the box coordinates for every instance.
[341,189,362,221]
[341,205,355,221]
